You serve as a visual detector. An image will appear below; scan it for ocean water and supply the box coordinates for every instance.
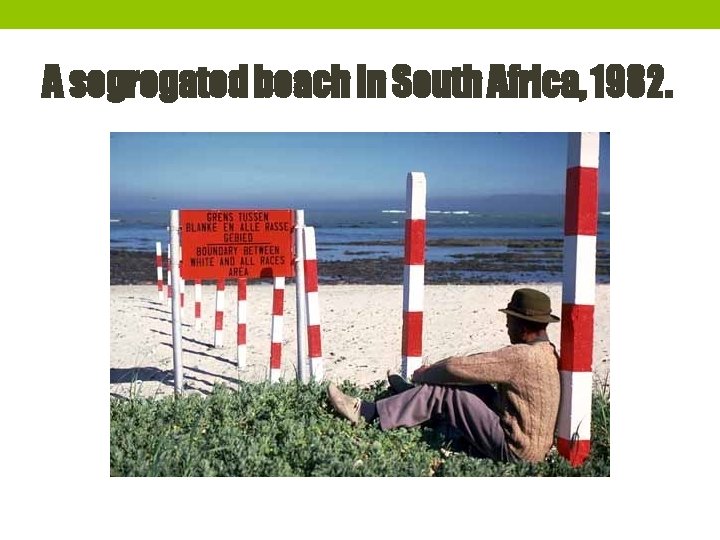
[110,208,610,264]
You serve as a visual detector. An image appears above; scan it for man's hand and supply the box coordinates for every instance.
[412,365,429,382]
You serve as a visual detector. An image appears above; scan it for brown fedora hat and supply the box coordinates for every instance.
[499,288,560,324]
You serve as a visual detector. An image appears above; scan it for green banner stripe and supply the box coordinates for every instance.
[4,2,720,28]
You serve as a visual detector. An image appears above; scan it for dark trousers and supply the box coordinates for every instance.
[375,384,512,461]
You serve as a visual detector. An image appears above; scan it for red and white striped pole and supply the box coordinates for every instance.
[303,226,323,381]
[269,277,285,383]
[214,279,226,348]
[402,172,427,379]
[155,241,164,302]
[194,281,202,330]
[237,278,248,369]
[166,242,172,309]
[558,132,599,466]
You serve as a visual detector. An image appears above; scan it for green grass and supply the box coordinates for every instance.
[110,380,610,476]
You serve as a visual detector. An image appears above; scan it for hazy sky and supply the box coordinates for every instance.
[110,132,610,210]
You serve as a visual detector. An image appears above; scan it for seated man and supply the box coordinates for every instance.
[327,288,561,463]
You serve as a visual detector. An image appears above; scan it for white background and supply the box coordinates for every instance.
[0,30,717,538]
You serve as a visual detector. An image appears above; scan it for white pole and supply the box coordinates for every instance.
[294,209,308,383]
[170,210,184,396]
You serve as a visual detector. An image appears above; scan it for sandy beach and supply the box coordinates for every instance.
[110,282,609,399]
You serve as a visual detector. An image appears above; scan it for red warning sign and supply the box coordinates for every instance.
[180,209,295,280]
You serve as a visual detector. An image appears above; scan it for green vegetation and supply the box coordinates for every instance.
[110,380,610,476]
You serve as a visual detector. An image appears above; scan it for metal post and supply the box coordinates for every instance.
[294,209,308,382]
[170,210,184,396]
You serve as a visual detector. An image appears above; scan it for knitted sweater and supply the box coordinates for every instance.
[412,341,561,462]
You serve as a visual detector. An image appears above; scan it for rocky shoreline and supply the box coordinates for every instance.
[111,237,609,285]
